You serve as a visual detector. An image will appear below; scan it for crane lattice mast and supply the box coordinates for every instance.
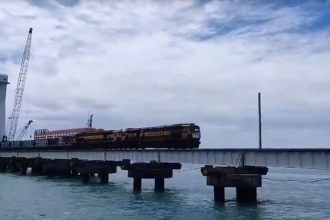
[7,28,33,141]
[16,120,33,141]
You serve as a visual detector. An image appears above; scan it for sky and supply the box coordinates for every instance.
[0,0,330,148]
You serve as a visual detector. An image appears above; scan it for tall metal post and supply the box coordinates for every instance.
[258,92,262,149]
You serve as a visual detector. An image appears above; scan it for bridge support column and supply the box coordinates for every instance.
[70,158,80,176]
[99,172,109,184]
[201,165,268,204]
[133,177,142,192]
[16,157,33,175]
[82,173,91,183]
[31,157,43,175]
[0,157,8,171]
[122,161,181,192]
[42,159,72,177]
[9,157,19,172]
[77,160,123,184]
[236,187,257,203]
[19,165,27,175]
[214,186,225,202]
[155,178,165,192]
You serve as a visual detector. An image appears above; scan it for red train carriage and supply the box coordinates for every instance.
[34,128,103,146]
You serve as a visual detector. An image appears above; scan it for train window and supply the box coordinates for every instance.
[195,128,199,131]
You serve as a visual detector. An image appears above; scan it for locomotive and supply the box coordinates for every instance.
[34,123,201,149]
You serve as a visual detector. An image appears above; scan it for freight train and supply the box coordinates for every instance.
[34,123,201,149]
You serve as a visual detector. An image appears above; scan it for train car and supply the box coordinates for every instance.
[72,123,200,149]
[73,130,115,147]
[33,123,200,149]
[73,129,139,148]
[139,123,200,149]
[34,128,103,147]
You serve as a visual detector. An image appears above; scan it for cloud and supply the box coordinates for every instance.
[0,0,330,147]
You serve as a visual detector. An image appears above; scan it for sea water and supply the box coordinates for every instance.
[0,165,329,220]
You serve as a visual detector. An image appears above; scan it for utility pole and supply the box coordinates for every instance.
[258,92,262,149]
[87,114,93,128]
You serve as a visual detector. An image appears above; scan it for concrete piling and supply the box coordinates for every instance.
[77,160,121,184]
[8,157,19,172]
[133,177,142,192]
[42,159,72,177]
[0,156,270,205]
[214,186,225,202]
[31,157,43,175]
[122,161,181,192]
[0,157,7,171]
[82,173,90,183]
[201,165,268,204]
[99,172,109,184]
[19,165,27,175]
[236,187,257,203]
[70,158,80,176]
[155,178,165,192]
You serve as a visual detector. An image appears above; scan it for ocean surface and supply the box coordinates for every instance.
[0,165,329,220]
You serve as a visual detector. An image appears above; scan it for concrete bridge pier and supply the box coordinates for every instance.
[15,157,30,175]
[8,156,20,172]
[0,157,7,171]
[155,178,165,192]
[77,160,120,184]
[42,159,72,177]
[0,157,11,171]
[31,157,43,175]
[133,177,142,192]
[0,157,42,175]
[213,186,225,202]
[70,158,80,176]
[122,161,181,192]
[236,187,257,203]
[201,165,268,203]
[99,172,109,184]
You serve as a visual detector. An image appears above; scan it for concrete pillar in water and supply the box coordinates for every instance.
[31,157,43,175]
[155,178,165,192]
[236,187,257,203]
[133,177,142,192]
[214,186,225,202]
[201,165,268,204]
[9,157,19,172]
[20,166,27,175]
[77,160,119,184]
[0,162,6,171]
[99,173,109,184]
[82,174,90,183]
[123,161,181,193]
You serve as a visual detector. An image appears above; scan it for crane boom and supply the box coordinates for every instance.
[16,120,33,141]
[7,28,33,141]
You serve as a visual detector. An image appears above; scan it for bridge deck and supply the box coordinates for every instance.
[0,148,329,170]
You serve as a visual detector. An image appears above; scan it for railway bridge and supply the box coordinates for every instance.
[0,148,329,170]
[1,148,329,203]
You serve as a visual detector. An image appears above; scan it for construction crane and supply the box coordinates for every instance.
[7,28,33,141]
[16,120,33,141]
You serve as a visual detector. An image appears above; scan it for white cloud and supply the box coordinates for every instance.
[0,0,330,147]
